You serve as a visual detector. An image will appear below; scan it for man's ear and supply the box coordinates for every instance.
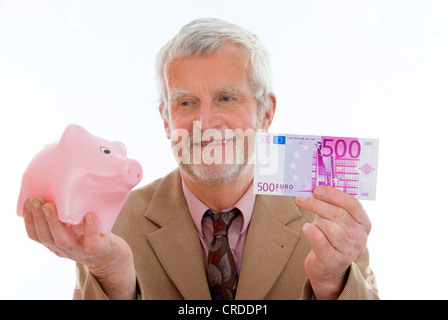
[159,104,171,139]
[260,93,277,131]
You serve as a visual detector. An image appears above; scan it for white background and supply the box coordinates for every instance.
[1,0,447,299]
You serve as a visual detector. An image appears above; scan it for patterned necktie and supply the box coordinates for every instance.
[205,208,240,300]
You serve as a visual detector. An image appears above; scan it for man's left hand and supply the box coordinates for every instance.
[296,185,371,300]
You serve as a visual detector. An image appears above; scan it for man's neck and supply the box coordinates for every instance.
[180,166,254,212]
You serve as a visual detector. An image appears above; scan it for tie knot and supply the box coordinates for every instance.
[205,208,240,236]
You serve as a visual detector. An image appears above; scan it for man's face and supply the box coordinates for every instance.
[162,44,274,185]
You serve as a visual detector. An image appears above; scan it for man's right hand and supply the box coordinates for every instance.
[22,195,136,300]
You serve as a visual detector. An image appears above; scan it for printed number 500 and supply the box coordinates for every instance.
[257,182,275,192]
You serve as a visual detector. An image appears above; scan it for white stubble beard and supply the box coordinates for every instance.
[171,126,257,186]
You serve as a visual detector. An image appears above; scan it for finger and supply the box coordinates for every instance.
[69,222,85,237]
[313,186,369,227]
[296,196,358,233]
[313,217,354,258]
[23,199,39,241]
[30,196,54,245]
[43,203,76,251]
[83,214,107,255]
[302,222,341,263]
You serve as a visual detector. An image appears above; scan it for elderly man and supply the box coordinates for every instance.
[22,18,378,300]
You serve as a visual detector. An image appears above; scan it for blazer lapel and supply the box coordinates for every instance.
[144,169,211,300]
[142,169,303,300]
[235,194,302,300]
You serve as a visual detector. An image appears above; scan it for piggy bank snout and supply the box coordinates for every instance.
[124,159,143,187]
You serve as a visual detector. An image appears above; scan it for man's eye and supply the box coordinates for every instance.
[179,100,191,107]
[220,96,233,102]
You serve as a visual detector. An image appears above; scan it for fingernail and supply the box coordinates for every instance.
[314,186,326,197]
[85,214,93,224]
[25,200,32,213]
[296,197,305,205]
[42,207,51,217]
[302,223,310,232]
[31,198,41,209]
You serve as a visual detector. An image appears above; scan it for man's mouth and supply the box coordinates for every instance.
[194,138,234,147]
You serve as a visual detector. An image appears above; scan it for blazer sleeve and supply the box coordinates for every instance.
[300,247,379,300]
[72,262,144,300]
[73,262,109,300]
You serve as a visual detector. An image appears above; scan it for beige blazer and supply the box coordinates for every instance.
[74,169,379,300]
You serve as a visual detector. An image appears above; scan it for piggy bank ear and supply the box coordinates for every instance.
[114,141,127,155]
[59,124,90,146]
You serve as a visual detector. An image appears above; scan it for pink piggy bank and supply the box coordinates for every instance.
[17,124,143,234]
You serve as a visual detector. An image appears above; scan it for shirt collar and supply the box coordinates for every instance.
[181,179,255,237]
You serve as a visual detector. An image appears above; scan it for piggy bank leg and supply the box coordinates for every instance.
[55,175,92,227]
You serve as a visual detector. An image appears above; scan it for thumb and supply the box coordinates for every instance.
[302,222,311,234]
[83,213,106,254]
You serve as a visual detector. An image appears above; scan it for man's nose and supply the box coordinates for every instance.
[199,101,222,129]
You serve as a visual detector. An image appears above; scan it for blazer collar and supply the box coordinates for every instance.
[144,168,186,227]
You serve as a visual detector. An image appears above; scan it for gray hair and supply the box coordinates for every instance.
[156,18,274,122]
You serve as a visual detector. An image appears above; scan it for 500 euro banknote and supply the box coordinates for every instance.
[253,132,379,200]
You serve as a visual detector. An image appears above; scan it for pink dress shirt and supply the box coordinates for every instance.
[181,180,256,273]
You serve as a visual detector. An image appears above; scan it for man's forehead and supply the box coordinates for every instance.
[168,85,244,99]
[164,44,251,96]
[166,45,249,74]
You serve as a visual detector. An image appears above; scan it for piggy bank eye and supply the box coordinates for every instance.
[100,147,111,154]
